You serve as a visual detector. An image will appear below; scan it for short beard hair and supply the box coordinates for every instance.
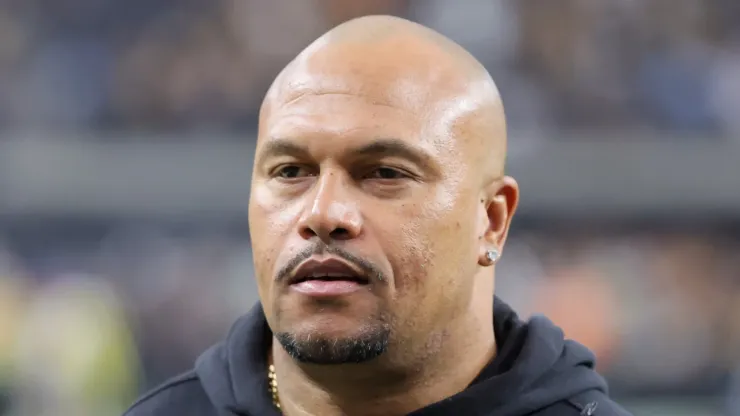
[275,327,391,364]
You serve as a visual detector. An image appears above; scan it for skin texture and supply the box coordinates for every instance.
[248,15,519,416]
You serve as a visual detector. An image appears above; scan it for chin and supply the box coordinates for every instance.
[275,322,391,365]
[273,304,392,364]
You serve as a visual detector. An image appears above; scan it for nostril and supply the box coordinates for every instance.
[299,226,318,240]
[329,228,350,239]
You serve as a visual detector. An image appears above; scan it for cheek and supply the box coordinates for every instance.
[386,185,477,294]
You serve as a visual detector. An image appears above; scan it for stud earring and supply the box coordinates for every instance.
[485,249,500,265]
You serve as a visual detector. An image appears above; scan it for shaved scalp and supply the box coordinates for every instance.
[260,15,507,179]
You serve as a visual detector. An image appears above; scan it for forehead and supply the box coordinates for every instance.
[264,94,422,150]
[260,43,470,156]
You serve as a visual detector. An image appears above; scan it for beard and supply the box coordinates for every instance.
[275,325,391,364]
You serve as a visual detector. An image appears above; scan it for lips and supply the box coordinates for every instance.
[289,258,370,286]
[292,273,369,284]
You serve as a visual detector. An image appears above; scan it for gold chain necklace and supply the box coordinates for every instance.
[268,364,281,410]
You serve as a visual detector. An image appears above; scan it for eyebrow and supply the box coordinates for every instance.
[257,137,440,175]
[353,139,437,172]
[256,139,310,163]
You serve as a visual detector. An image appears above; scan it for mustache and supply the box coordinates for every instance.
[275,243,386,283]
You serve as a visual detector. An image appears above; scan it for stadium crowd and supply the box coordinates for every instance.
[0,0,738,136]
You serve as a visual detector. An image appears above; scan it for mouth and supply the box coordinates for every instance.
[288,258,370,296]
[291,273,369,285]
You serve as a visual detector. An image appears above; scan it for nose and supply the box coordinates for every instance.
[297,172,363,242]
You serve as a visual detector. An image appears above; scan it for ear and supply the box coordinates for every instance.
[478,176,519,266]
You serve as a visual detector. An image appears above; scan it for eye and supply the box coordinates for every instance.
[275,165,313,179]
[365,167,407,180]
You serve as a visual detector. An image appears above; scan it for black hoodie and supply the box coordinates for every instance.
[124,298,632,415]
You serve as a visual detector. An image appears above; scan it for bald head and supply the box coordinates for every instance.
[260,15,507,177]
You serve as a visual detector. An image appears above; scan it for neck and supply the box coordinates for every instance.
[271,315,495,416]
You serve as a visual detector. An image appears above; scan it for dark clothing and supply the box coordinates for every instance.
[125,298,632,415]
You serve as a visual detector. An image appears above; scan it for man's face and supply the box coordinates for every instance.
[248,46,488,364]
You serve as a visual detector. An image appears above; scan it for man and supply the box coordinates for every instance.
[125,15,632,416]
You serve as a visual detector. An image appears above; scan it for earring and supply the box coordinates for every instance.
[485,249,500,265]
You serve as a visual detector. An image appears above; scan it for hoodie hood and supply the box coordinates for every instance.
[195,304,279,416]
[195,297,608,416]
[409,299,608,416]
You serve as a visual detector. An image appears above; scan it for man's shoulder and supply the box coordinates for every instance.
[123,371,216,416]
[534,390,633,416]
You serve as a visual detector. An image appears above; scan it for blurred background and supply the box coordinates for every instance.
[0,0,738,415]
